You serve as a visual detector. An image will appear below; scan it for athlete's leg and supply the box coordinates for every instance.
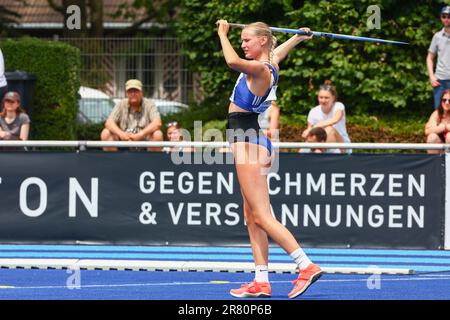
[233,143,299,254]
[229,143,272,298]
[242,192,269,267]
[232,142,322,298]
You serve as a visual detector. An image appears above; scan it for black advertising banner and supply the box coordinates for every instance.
[0,152,445,249]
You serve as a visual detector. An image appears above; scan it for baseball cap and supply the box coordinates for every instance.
[442,6,450,15]
[3,91,21,102]
[125,79,143,91]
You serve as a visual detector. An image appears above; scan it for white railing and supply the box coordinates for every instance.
[0,140,449,151]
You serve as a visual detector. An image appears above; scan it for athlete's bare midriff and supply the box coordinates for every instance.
[228,102,252,113]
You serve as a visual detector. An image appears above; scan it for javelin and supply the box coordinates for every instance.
[228,23,409,45]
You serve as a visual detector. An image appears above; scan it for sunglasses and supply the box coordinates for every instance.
[442,14,450,19]
[166,121,178,128]
[319,84,334,91]
[442,98,450,104]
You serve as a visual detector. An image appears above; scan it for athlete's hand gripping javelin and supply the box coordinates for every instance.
[216,19,230,36]
[272,27,312,64]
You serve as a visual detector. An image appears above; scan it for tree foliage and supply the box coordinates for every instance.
[177,0,447,117]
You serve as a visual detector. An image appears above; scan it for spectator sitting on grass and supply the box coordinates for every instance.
[302,81,351,154]
[299,127,341,154]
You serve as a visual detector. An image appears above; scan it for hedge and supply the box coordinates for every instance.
[1,37,80,140]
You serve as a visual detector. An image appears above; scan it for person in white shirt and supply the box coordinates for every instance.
[0,48,7,102]
[302,81,351,153]
[258,101,280,141]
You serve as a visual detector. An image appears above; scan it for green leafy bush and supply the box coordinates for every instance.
[75,123,104,140]
[2,38,80,140]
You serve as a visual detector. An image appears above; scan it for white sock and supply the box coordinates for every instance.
[290,248,312,270]
[254,265,269,283]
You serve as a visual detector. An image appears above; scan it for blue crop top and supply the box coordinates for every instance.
[229,63,278,113]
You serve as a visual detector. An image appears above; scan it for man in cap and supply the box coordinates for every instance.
[427,5,450,109]
[101,79,163,151]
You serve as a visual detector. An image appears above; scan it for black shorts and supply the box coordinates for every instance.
[226,112,272,155]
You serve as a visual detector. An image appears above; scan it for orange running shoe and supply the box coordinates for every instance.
[288,263,323,299]
[230,280,272,298]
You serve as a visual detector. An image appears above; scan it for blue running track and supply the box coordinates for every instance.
[0,269,450,300]
[0,244,449,300]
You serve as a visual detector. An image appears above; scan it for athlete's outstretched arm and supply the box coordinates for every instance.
[273,28,312,65]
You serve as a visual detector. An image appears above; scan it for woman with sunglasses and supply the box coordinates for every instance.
[426,6,450,109]
[217,20,322,299]
[425,89,450,154]
[0,91,30,142]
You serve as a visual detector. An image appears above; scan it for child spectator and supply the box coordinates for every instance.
[163,121,195,153]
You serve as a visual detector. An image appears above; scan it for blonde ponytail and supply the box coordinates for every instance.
[270,35,277,64]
